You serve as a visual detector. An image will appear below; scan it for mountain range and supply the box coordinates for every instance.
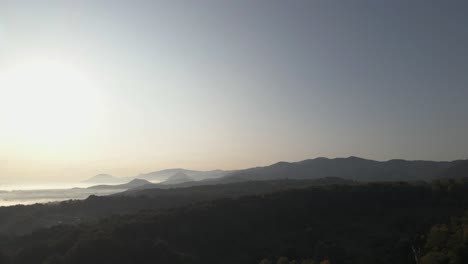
[83,169,229,184]
[83,157,468,191]
[223,156,462,182]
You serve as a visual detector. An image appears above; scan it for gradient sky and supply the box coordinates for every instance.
[0,0,467,183]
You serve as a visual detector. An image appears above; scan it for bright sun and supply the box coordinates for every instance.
[0,58,103,147]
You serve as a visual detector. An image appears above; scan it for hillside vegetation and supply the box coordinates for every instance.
[1,179,468,264]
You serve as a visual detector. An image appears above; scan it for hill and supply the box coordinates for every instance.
[127,157,467,192]
[438,159,468,178]
[82,174,127,184]
[0,178,352,235]
[2,179,468,264]
[159,172,193,185]
[221,156,461,182]
[82,157,467,189]
[82,169,229,186]
[87,179,151,190]
[136,169,229,182]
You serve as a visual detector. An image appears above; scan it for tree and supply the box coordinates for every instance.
[277,257,289,264]
[420,252,446,264]
[259,259,271,264]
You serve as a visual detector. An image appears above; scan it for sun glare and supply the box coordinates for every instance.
[0,58,103,147]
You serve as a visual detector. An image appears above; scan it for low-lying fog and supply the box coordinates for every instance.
[0,183,125,207]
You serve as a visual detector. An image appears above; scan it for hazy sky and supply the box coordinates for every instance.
[0,0,467,183]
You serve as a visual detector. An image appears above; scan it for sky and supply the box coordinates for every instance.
[0,0,467,183]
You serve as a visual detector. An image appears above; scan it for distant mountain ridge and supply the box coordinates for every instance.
[122,157,467,193]
[83,157,468,188]
[87,179,151,190]
[83,169,231,185]
[222,156,460,182]
[438,160,468,179]
[136,169,229,182]
[160,172,193,185]
[82,174,127,184]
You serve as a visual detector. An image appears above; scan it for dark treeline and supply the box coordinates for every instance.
[0,179,468,264]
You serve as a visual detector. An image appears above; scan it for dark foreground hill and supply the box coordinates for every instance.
[0,178,352,235]
[1,179,468,264]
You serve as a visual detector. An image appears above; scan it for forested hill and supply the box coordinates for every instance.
[0,178,353,235]
[1,179,468,263]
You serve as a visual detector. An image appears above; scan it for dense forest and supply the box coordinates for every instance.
[0,178,353,235]
[1,178,468,264]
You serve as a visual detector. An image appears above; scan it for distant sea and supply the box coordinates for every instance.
[0,182,124,207]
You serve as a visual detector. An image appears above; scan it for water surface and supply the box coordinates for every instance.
[0,182,125,207]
